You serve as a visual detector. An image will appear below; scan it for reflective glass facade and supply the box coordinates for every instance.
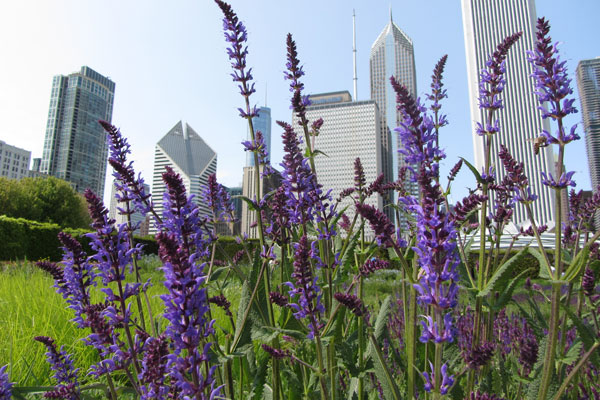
[41,66,115,195]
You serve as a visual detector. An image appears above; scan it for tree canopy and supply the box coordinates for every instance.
[0,176,91,229]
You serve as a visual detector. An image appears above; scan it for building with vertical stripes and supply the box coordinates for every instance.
[41,66,115,196]
[576,57,600,230]
[150,121,217,234]
[462,0,556,227]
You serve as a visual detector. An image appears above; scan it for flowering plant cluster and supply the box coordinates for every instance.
[4,3,600,400]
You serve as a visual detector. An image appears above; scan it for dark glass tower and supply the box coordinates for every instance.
[41,66,115,195]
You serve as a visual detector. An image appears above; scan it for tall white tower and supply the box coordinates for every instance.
[462,0,555,227]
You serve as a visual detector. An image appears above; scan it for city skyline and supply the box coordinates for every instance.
[462,0,556,227]
[0,1,598,206]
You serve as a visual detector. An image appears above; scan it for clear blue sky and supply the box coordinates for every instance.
[0,0,598,204]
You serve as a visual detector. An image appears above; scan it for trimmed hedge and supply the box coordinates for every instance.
[0,216,155,262]
[0,216,256,262]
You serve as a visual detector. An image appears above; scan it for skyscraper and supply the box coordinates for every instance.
[462,0,555,227]
[41,66,115,196]
[246,106,271,167]
[576,57,600,229]
[150,121,217,234]
[370,9,417,198]
[293,91,388,237]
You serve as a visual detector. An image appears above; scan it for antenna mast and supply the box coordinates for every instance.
[353,9,358,101]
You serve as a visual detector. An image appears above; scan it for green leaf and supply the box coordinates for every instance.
[373,295,392,342]
[341,227,362,271]
[562,244,590,282]
[368,333,402,400]
[559,340,583,365]
[250,348,270,400]
[493,268,531,311]
[529,247,551,280]
[460,157,483,184]
[312,149,329,158]
[239,195,259,211]
[478,246,529,298]
[562,305,600,366]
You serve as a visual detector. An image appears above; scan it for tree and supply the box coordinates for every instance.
[0,176,91,228]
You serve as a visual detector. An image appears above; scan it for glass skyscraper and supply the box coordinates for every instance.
[246,106,271,167]
[370,10,418,227]
[576,57,600,229]
[41,66,115,196]
[462,0,555,227]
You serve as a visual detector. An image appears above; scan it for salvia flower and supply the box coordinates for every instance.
[215,0,257,118]
[208,295,232,317]
[464,342,495,369]
[360,258,390,277]
[261,344,290,360]
[447,159,463,182]
[203,173,235,224]
[284,34,311,120]
[286,235,325,339]
[34,336,80,400]
[269,291,289,307]
[157,231,218,398]
[477,32,522,116]
[100,120,153,217]
[582,267,596,297]
[139,336,170,400]
[0,365,13,400]
[527,18,578,127]
[422,362,454,395]
[278,120,325,225]
[355,203,395,248]
[333,293,367,317]
[541,170,576,189]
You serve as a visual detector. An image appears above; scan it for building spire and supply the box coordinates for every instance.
[389,4,393,23]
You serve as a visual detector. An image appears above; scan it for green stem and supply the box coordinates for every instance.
[406,260,418,400]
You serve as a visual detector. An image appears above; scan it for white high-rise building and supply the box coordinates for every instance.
[0,140,31,180]
[246,107,272,167]
[370,10,418,198]
[150,121,217,234]
[462,0,555,227]
[293,91,387,238]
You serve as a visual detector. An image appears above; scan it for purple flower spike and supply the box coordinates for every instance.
[100,121,153,217]
[427,55,449,114]
[355,203,395,248]
[261,344,290,360]
[157,231,218,398]
[215,0,257,118]
[34,336,80,400]
[284,33,305,93]
[582,267,596,297]
[0,365,13,400]
[333,293,367,317]
[478,32,522,115]
[286,236,324,339]
[139,336,170,400]
[203,173,234,224]
[208,294,233,317]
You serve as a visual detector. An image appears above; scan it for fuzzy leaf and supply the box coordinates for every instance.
[559,340,583,365]
[562,305,600,366]
[250,348,269,400]
[529,247,551,280]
